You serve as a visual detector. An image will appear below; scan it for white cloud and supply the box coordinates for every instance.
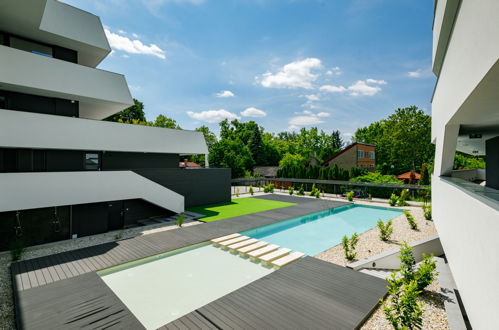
[348,80,382,96]
[304,94,320,101]
[366,78,387,85]
[289,115,324,126]
[104,28,166,59]
[316,112,330,118]
[320,85,347,93]
[408,69,422,78]
[240,107,267,118]
[215,90,235,98]
[186,109,239,123]
[326,66,342,75]
[259,58,322,89]
[287,124,300,131]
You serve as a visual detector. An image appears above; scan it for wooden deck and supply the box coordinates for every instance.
[161,257,387,330]
[10,195,388,329]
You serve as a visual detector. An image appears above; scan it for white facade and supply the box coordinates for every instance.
[0,0,209,216]
[432,0,499,328]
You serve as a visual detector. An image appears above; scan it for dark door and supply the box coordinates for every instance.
[107,201,124,231]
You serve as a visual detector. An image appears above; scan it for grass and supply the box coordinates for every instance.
[188,197,296,222]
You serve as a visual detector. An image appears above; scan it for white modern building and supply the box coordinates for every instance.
[0,0,230,250]
[432,0,499,328]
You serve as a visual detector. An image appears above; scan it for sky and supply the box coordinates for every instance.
[63,0,435,140]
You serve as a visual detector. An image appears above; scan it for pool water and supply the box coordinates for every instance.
[100,243,273,329]
[242,204,403,256]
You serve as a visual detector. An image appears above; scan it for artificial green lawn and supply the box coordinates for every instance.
[187,197,296,223]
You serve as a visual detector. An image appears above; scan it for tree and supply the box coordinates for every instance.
[354,106,434,174]
[279,153,306,168]
[154,114,181,129]
[196,125,217,149]
[248,124,265,165]
[209,139,254,178]
[105,98,146,122]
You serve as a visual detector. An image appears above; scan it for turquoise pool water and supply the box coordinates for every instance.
[241,204,403,256]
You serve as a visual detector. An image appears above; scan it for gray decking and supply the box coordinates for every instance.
[11,195,387,329]
[161,257,387,330]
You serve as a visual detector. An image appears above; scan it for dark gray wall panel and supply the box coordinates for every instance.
[134,168,231,207]
[486,136,499,190]
[72,202,108,237]
[102,152,178,170]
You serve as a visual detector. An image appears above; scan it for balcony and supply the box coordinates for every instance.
[0,0,111,67]
[0,171,185,213]
[0,109,208,155]
[0,45,133,120]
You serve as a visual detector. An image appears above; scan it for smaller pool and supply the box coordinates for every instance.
[99,243,273,329]
[242,204,403,256]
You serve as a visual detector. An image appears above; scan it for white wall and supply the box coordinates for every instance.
[0,45,132,119]
[433,176,499,329]
[0,109,208,155]
[0,171,185,213]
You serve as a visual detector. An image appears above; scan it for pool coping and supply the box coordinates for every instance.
[11,195,388,329]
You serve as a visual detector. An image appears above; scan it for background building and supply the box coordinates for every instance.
[321,142,376,171]
[0,0,230,251]
[432,0,499,327]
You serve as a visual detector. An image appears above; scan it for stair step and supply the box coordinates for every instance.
[248,244,279,258]
[219,236,250,247]
[259,248,291,262]
[228,238,258,250]
[211,233,241,243]
[271,252,305,267]
[238,241,268,254]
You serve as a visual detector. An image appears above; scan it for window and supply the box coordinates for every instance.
[10,37,53,58]
[84,153,100,170]
[357,150,364,159]
[370,151,375,159]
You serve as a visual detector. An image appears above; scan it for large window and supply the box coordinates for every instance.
[10,37,53,58]
[357,150,364,159]
[84,153,100,170]
[370,151,376,159]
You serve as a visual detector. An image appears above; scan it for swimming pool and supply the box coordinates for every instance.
[100,243,273,329]
[242,204,403,256]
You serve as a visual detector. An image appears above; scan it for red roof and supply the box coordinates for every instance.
[396,171,421,180]
[179,161,201,168]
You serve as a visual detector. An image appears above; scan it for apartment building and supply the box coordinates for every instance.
[432,0,499,327]
[0,0,230,251]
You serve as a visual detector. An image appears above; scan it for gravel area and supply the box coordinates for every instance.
[0,220,200,330]
[361,279,450,330]
[315,202,436,267]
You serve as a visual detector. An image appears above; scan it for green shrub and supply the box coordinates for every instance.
[346,191,354,201]
[368,193,372,200]
[389,193,399,207]
[288,186,294,195]
[249,185,254,196]
[423,205,432,220]
[297,184,305,196]
[10,239,26,262]
[404,210,418,230]
[315,190,321,198]
[308,184,317,197]
[263,184,275,193]
[398,242,438,290]
[350,172,404,198]
[176,214,185,227]
[383,275,424,330]
[397,190,410,206]
[377,219,393,241]
[416,253,438,291]
[342,233,359,261]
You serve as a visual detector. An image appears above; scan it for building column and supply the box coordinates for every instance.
[486,136,499,189]
[205,154,209,168]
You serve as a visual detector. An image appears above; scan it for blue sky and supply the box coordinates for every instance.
[64,0,435,140]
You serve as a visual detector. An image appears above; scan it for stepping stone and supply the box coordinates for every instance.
[219,236,250,247]
[271,252,305,267]
[211,233,240,243]
[238,241,268,254]
[248,244,279,258]
[228,238,258,250]
[259,248,291,262]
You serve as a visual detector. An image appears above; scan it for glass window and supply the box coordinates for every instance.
[10,37,53,57]
[84,153,100,170]
[370,151,375,159]
[357,150,363,159]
